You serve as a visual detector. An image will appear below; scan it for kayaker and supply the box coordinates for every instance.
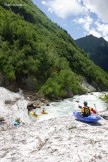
[42,108,45,113]
[15,117,21,123]
[30,111,39,117]
[41,107,48,114]
[79,101,96,117]
[13,117,21,126]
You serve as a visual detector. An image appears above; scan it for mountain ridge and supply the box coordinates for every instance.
[75,35,108,72]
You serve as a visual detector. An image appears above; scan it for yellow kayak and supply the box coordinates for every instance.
[29,112,40,118]
[41,111,48,114]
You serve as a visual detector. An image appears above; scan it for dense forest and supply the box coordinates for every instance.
[0,0,108,99]
[76,35,108,72]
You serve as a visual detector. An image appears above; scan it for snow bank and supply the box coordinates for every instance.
[0,87,30,124]
[0,115,108,162]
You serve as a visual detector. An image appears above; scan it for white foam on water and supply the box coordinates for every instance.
[34,92,108,122]
[0,87,107,122]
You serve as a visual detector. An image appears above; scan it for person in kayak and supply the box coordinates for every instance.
[15,117,21,123]
[42,108,45,113]
[13,117,21,126]
[30,111,39,117]
[79,101,96,117]
[41,107,48,114]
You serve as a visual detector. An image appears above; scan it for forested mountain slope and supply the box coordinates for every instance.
[75,35,108,72]
[0,0,108,98]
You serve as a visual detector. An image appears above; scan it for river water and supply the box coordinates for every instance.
[31,92,108,121]
[0,87,108,123]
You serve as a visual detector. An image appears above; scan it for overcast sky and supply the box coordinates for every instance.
[32,0,108,41]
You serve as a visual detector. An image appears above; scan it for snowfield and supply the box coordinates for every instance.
[0,87,108,162]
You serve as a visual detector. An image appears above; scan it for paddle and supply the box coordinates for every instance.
[94,104,97,113]
[94,104,104,120]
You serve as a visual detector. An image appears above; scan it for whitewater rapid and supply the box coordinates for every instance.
[0,87,108,123]
[33,92,108,122]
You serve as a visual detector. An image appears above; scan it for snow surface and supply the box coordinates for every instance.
[0,87,30,124]
[0,87,108,162]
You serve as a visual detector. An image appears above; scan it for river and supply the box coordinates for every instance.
[0,87,107,122]
[31,92,108,121]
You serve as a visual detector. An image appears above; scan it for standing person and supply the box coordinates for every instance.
[79,101,96,117]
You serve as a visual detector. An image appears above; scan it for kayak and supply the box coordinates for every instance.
[13,121,20,126]
[29,112,40,118]
[41,111,48,114]
[73,112,101,123]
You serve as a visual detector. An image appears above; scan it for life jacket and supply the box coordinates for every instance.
[81,106,91,117]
